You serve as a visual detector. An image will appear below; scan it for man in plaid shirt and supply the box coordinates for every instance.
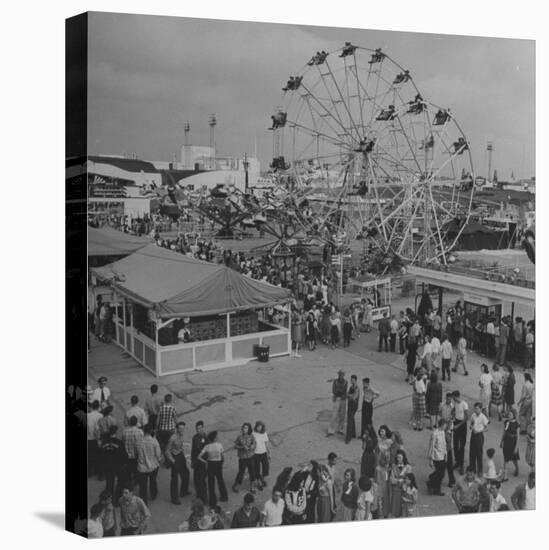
[122,416,144,487]
[156,394,177,454]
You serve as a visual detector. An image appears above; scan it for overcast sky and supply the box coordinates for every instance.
[87,12,535,180]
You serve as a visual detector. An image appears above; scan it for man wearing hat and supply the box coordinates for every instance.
[92,377,112,411]
[327,370,348,436]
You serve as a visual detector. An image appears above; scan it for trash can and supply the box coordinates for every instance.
[256,345,270,362]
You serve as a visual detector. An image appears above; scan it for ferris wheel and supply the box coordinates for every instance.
[269,43,475,265]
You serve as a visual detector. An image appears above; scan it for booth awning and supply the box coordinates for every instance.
[88,226,150,257]
[92,244,291,317]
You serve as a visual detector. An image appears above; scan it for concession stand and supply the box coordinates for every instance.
[91,244,292,375]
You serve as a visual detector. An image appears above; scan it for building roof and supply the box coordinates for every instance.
[88,156,158,173]
[92,244,291,317]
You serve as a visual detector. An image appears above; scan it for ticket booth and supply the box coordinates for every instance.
[463,292,502,322]
[349,275,392,321]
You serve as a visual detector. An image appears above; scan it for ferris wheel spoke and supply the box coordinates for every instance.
[311,70,350,141]
[287,120,351,150]
[351,52,366,132]
[428,185,448,264]
[300,82,357,147]
[392,116,424,174]
[324,59,362,142]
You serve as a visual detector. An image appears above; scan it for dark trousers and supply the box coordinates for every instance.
[343,323,353,346]
[346,400,358,442]
[446,449,456,485]
[123,458,138,489]
[88,441,99,477]
[453,422,467,469]
[170,453,189,501]
[441,358,451,381]
[148,414,158,434]
[138,468,158,504]
[192,461,208,503]
[157,429,174,454]
[428,459,446,493]
[104,467,122,501]
[207,461,228,506]
[399,334,407,354]
[459,505,479,513]
[120,527,140,536]
[469,432,484,475]
[253,453,269,481]
[378,333,388,352]
[235,457,255,485]
[361,401,374,435]
[389,333,396,352]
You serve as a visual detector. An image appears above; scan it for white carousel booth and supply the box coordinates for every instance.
[91,244,292,376]
[348,275,392,321]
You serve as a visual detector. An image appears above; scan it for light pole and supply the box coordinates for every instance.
[243,152,249,194]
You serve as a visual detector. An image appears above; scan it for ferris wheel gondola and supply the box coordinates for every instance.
[269,43,475,266]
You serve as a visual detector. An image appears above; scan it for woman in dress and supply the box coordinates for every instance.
[356,477,374,521]
[364,302,373,333]
[489,364,504,421]
[478,363,493,415]
[503,366,516,415]
[282,470,308,525]
[340,468,359,521]
[252,421,270,490]
[389,431,405,464]
[305,311,317,351]
[321,304,331,344]
[303,461,320,524]
[525,417,535,473]
[518,372,534,434]
[361,438,378,480]
[405,340,419,383]
[500,409,520,481]
[376,425,393,465]
[316,465,335,523]
[389,450,412,518]
[400,473,419,518]
[425,370,442,430]
[375,452,391,519]
[411,372,427,431]
[291,308,305,358]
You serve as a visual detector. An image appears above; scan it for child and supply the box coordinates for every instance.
[484,448,501,482]
[488,481,507,512]
[401,473,419,517]
[356,477,374,520]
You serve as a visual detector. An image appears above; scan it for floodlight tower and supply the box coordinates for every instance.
[208,113,217,169]
[183,121,191,167]
[487,142,493,182]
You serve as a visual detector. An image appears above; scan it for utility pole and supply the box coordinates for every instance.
[243,152,249,194]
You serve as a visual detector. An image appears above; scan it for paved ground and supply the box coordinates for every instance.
[87,295,533,534]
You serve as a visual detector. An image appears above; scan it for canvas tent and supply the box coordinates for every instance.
[88,226,149,258]
[92,244,292,375]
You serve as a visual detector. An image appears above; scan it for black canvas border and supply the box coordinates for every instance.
[65,11,88,537]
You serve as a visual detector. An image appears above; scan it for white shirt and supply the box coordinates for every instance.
[431,337,441,354]
[87,410,102,441]
[125,406,148,429]
[486,322,495,335]
[91,386,111,406]
[453,400,469,421]
[421,342,433,358]
[489,493,507,512]
[441,341,453,359]
[390,319,399,333]
[87,518,103,538]
[470,412,489,434]
[253,432,269,454]
[262,498,285,526]
[525,485,535,510]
